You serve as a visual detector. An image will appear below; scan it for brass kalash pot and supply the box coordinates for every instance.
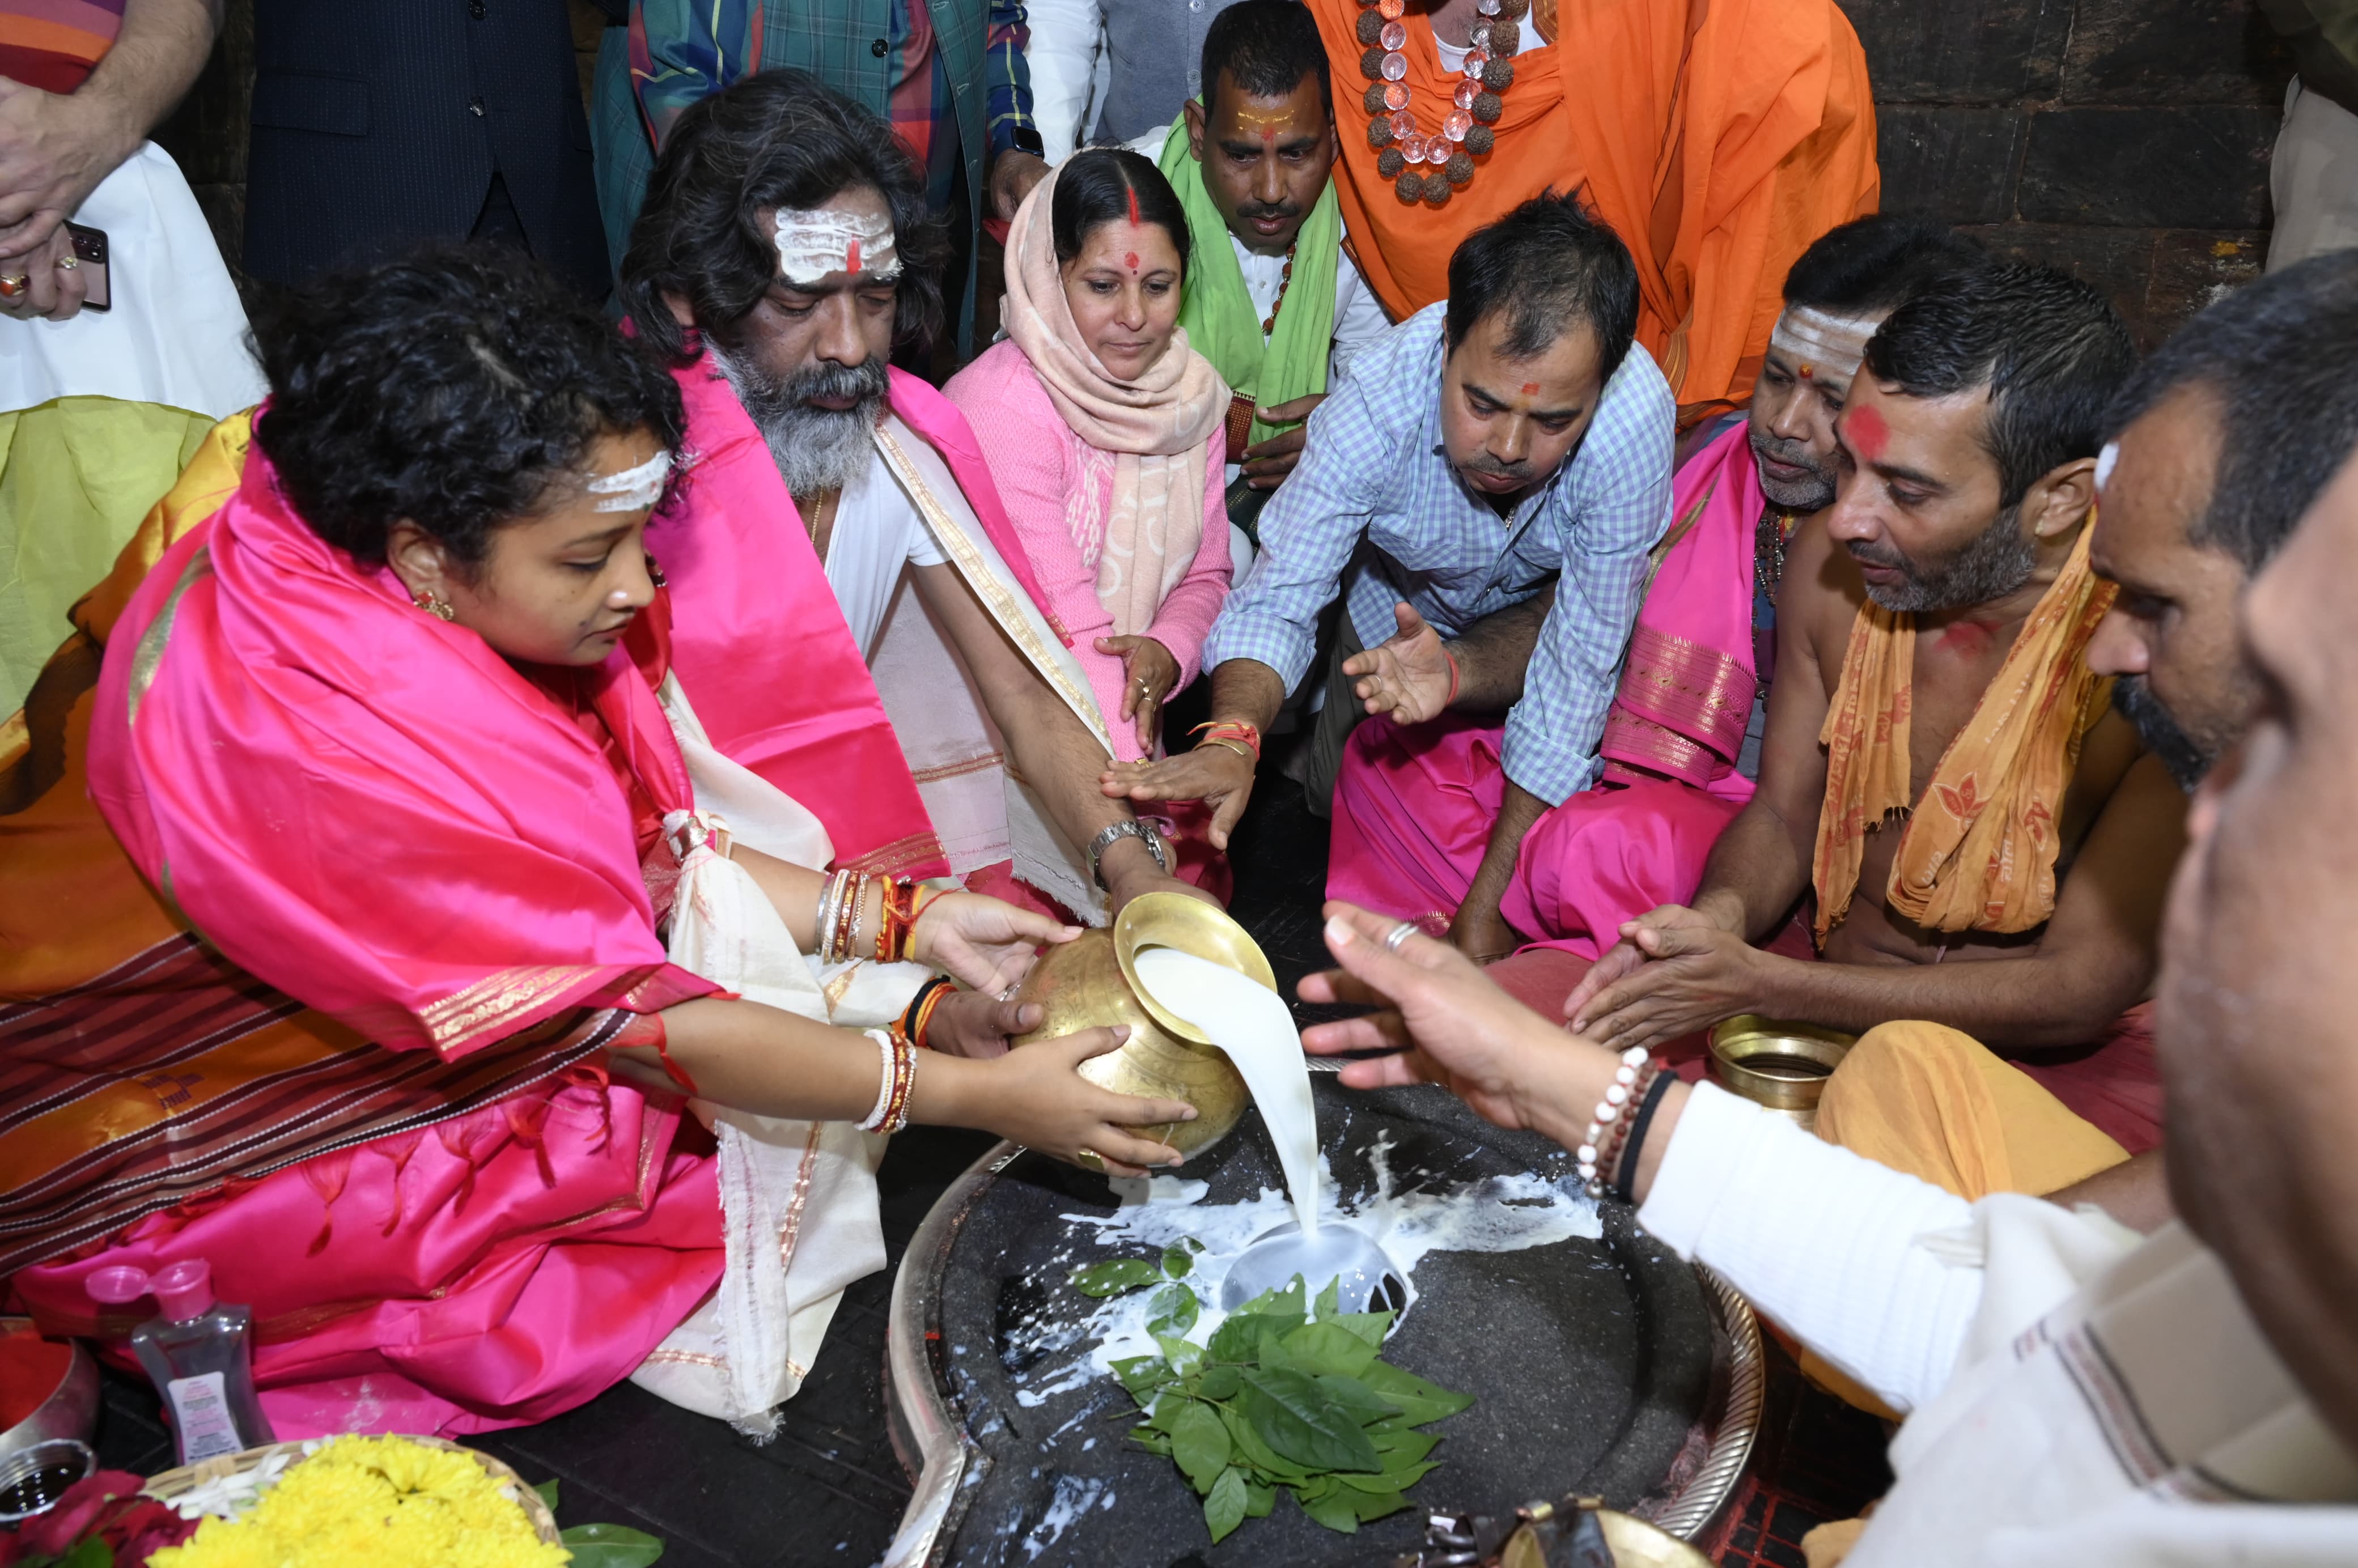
[1008,891,1265,1155]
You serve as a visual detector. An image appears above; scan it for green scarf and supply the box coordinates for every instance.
[1157,119,1342,451]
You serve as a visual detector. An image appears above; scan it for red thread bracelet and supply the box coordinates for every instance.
[1443,645,1461,708]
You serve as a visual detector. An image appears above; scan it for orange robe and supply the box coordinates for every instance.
[1310,0,1880,422]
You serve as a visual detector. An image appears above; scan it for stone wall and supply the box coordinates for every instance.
[1842,0,2295,347]
[160,0,2296,347]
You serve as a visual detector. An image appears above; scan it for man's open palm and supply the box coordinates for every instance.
[1342,602,1454,724]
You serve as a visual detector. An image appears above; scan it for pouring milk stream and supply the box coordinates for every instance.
[1130,946,1321,1237]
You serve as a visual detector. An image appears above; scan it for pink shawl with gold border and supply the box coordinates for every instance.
[1599,421,1764,797]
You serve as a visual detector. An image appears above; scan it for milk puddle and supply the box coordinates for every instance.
[1007,1138,1600,1407]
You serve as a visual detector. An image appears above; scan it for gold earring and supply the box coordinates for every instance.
[412,589,456,622]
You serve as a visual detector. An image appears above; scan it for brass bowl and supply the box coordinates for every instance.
[1010,892,1265,1156]
[1708,1014,1857,1128]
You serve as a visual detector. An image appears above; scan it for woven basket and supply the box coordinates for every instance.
[142,1435,561,1545]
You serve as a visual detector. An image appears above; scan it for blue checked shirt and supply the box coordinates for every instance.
[1201,304,1675,806]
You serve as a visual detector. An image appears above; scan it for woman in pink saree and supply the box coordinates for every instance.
[946,151,1233,892]
[4,251,1195,1439]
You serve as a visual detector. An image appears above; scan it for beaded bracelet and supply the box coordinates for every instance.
[856,1029,918,1135]
[1576,1046,1660,1200]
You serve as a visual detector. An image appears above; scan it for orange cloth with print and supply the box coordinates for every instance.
[1305,0,1880,420]
[1810,525,2118,942]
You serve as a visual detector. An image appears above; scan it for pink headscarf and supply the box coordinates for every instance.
[88,441,715,1060]
[1001,164,1226,638]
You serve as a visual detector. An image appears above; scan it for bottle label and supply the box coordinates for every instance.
[167,1371,244,1462]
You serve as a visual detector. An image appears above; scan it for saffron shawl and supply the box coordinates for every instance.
[1305,0,1878,419]
[1811,525,2117,941]
[1600,421,1763,794]
[86,441,716,1059]
[1000,164,1227,639]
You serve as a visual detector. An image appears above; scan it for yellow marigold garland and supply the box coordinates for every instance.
[149,1435,570,1568]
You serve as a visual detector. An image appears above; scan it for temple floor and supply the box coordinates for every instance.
[88,769,1894,1565]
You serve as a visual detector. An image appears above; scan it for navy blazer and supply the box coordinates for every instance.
[243,0,607,295]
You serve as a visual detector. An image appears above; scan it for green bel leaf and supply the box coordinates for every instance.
[56,1540,112,1568]
[1195,1363,1242,1400]
[1276,1322,1380,1380]
[1244,1478,1276,1518]
[1216,1402,1312,1482]
[1170,1400,1232,1494]
[1111,1353,1172,1404]
[557,1524,667,1567]
[1240,1366,1384,1473]
[1209,1308,1301,1365]
[1128,1425,1173,1457]
[1347,1485,1413,1523]
[1360,1361,1477,1426]
[1297,1484,1362,1533]
[1337,1460,1434,1494]
[1313,1371,1400,1425]
[1203,1465,1249,1544]
[1070,1257,1163,1297]
[1368,1425,1439,1465]
[1232,1277,1306,1316]
[1156,1335,1205,1378]
[533,1478,561,1512]
[1162,1245,1195,1280]
[1330,1311,1394,1347]
[1313,1276,1341,1321]
[1146,1282,1200,1338]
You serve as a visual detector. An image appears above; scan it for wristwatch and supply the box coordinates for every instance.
[1087,818,1171,892]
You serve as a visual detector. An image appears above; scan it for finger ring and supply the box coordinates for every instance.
[1382,920,1418,953]
[999,983,1019,1002]
[54,257,76,271]
[0,273,26,299]
[1074,1147,1106,1174]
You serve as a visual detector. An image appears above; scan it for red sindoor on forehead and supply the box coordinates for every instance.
[1844,402,1889,462]
[1125,252,1139,270]
[846,239,862,273]
[1127,186,1141,226]
[1520,381,1539,395]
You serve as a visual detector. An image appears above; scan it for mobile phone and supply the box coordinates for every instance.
[63,222,109,312]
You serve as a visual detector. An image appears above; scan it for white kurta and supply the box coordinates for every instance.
[0,143,265,419]
[1639,1083,2358,1564]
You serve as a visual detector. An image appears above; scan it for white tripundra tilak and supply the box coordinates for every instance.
[586,449,673,512]
[774,207,901,287]
[1768,305,1886,386]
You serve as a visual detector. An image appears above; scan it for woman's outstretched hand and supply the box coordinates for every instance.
[909,890,1080,993]
[977,1026,1197,1176]
[1297,901,1577,1137]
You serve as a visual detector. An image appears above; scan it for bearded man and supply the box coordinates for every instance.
[620,71,1203,921]
[1305,0,1878,427]
[1325,215,1984,961]
[1560,264,2185,1159]
[1125,0,1395,534]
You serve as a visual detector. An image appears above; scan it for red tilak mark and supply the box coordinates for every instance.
[1844,403,1889,463]
[846,239,861,273]
[1520,381,1540,395]
[1124,252,1140,270]
[1127,187,1142,226]
[1263,127,1278,148]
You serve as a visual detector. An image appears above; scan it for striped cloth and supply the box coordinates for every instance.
[629,0,1035,214]
[0,0,120,91]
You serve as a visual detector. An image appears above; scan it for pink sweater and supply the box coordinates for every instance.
[944,338,1232,762]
